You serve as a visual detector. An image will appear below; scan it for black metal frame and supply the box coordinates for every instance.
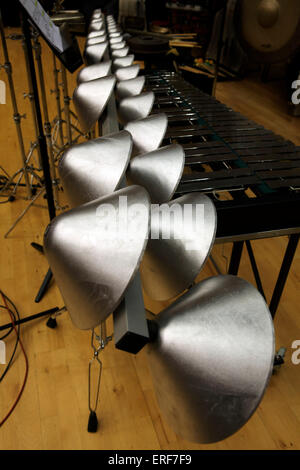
[228,234,299,318]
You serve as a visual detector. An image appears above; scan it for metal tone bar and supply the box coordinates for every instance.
[181,168,253,183]
[166,115,198,123]
[264,178,300,189]
[230,141,294,150]
[213,125,264,132]
[228,241,244,275]
[269,234,299,318]
[182,141,226,150]
[182,146,232,155]
[257,169,300,179]
[202,113,251,119]
[185,154,237,165]
[249,161,300,170]
[245,240,266,299]
[225,135,284,143]
[166,124,205,132]
[218,129,272,137]
[176,176,259,193]
[166,129,211,138]
[238,147,297,156]
[242,153,300,163]
[165,129,214,139]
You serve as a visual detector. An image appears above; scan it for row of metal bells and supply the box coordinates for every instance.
[43,11,275,445]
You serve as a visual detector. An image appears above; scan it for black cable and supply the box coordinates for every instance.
[0,306,14,340]
[0,294,20,339]
[0,291,20,384]
[0,291,28,427]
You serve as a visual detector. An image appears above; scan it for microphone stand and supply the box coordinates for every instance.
[20,8,58,318]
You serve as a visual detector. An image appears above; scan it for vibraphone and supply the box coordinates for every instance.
[145,71,300,317]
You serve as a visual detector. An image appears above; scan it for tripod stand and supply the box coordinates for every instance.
[0,9,42,205]
[0,8,62,331]
[16,3,84,304]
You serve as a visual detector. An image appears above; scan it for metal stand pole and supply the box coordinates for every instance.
[4,187,45,238]
[22,33,43,168]
[21,10,56,221]
[269,234,299,318]
[245,240,266,300]
[35,268,53,303]
[61,65,72,145]
[20,9,58,303]
[52,52,64,148]
[228,241,244,275]
[32,33,60,206]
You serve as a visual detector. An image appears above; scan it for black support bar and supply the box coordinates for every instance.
[269,234,299,318]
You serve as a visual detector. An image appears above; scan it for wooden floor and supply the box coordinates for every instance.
[0,29,299,450]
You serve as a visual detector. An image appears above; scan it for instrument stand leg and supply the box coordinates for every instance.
[245,240,266,300]
[31,242,53,304]
[31,242,44,253]
[269,234,299,318]
[228,241,244,275]
[35,268,53,303]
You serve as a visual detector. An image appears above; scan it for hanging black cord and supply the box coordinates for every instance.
[0,291,21,384]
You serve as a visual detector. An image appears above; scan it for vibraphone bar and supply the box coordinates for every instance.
[145,71,300,316]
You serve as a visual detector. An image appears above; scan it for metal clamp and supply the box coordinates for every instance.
[88,330,103,415]
[88,324,112,415]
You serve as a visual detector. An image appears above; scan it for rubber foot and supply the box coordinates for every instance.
[87,411,98,433]
[8,195,15,202]
[274,354,284,366]
[46,317,57,329]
